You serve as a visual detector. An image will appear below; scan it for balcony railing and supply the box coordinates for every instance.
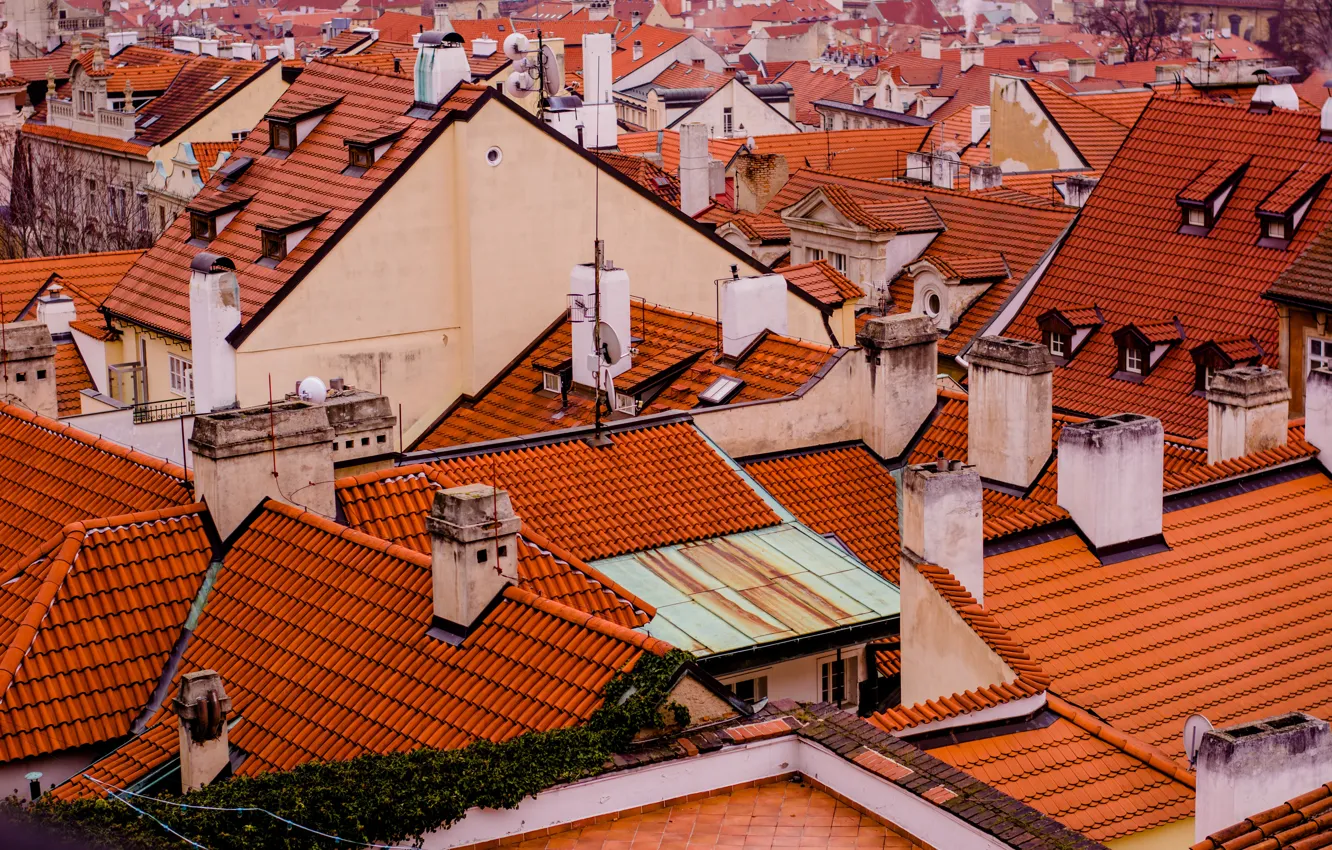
[132,397,194,424]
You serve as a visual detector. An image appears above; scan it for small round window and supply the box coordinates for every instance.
[485,146,503,166]
[925,291,941,317]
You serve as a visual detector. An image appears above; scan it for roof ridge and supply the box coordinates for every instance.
[0,402,190,481]
[334,462,437,490]
[793,167,1076,216]
[517,525,657,618]
[1046,693,1196,788]
[502,585,673,656]
[0,528,83,708]
[260,499,433,567]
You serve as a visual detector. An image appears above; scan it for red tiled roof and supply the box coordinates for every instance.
[21,122,148,157]
[102,60,488,340]
[613,25,690,79]
[366,10,432,42]
[647,60,731,93]
[0,404,192,567]
[1192,782,1332,850]
[336,463,653,626]
[743,444,900,581]
[414,301,838,449]
[1259,163,1329,215]
[617,126,930,178]
[1023,80,1137,171]
[0,505,211,763]
[54,343,92,417]
[190,140,238,181]
[596,150,680,205]
[1000,98,1332,437]
[0,250,143,327]
[780,259,863,305]
[771,60,854,126]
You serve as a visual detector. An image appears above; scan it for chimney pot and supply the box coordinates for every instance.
[37,287,77,341]
[1206,365,1290,464]
[1056,413,1164,553]
[968,336,1054,490]
[427,484,520,635]
[171,670,233,792]
[415,33,472,105]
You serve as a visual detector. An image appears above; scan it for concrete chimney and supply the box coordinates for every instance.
[171,670,232,792]
[415,33,471,105]
[263,44,282,61]
[36,284,77,341]
[583,33,617,148]
[721,273,787,359]
[231,42,254,61]
[323,388,397,474]
[1068,57,1095,83]
[283,35,296,60]
[1106,44,1126,65]
[960,44,984,73]
[1013,25,1040,46]
[680,122,712,216]
[1056,413,1164,554]
[189,253,240,415]
[0,322,58,418]
[188,401,335,539]
[900,458,984,602]
[919,30,940,61]
[1195,713,1332,842]
[632,39,643,61]
[199,39,220,57]
[1306,367,1332,465]
[969,337,1054,490]
[1063,174,1097,208]
[427,484,521,636]
[1206,365,1290,464]
[969,163,1002,191]
[856,314,937,460]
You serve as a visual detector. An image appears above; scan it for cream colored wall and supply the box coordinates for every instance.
[146,64,289,178]
[104,323,192,404]
[1105,816,1194,850]
[989,75,1085,174]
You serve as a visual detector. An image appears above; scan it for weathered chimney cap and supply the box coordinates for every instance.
[969,336,1055,375]
[1207,364,1291,409]
[0,321,56,359]
[1061,411,1157,444]
[190,252,236,273]
[856,312,937,350]
[189,401,334,460]
[428,484,522,544]
[171,670,232,741]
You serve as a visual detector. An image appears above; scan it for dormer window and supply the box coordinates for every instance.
[1266,219,1286,240]
[190,213,215,242]
[1124,346,1143,374]
[349,145,373,169]
[1256,166,1329,249]
[261,230,286,262]
[255,207,328,267]
[1037,305,1102,365]
[341,120,409,177]
[184,192,253,246]
[1112,319,1183,381]
[1191,337,1263,395]
[1048,332,1068,358]
[1178,157,1248,235]
[263,95,342,159]
[1186,207,1206,228]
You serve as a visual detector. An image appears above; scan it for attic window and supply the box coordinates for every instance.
[137,114,161,128]
[698,375,745,405]
[261,230,286,262]
[255,207,328,267]
[1124,346,1143,374]
[209,76,230,91]
[1256,167,1329,249]
[190,212,216,242]
[1048,332,1067,358]
[542,371,561,393]
[184,192,252,246]
[1178,158,1248,235]
[269,121,296,153]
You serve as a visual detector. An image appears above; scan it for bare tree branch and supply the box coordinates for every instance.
[1079,0,1181,63]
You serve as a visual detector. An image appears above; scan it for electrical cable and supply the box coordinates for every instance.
[101,784,209,849]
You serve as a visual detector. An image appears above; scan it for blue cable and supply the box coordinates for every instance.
[104,787,209,849]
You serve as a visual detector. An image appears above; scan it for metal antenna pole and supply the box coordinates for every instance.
[593,237,604,436]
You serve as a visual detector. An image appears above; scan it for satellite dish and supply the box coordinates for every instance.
[298,376,327,403]
[1183,714,1213,767]
[539,44,560,95]
[598,322,624,365]
[503,69,535,98]
[503,31,529,61]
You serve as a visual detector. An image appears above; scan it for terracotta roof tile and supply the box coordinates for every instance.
[414,301,837,449]
[596,150,680,205]
[647,60,731,93]
[780,259,863,305]
[1192,782,1332,850]
[102,60,488,340]
[1268,220,1332,307]
[189,141,238,181]
[613,25,690,79]
[54,343,93,417]
[0,404,192,568]
[1259,163,1330,216]
[1024,80,1136,171]
[1001,98,1332,437]
[0,250,143,328]
[0,505,211,763]
[20,122,148,156]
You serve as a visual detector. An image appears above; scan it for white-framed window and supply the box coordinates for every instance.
[1187,207,1206,227]
[829,251,847,273]
[1267,219,1286,240]
[232,130,249,143]
[723,106,734,135]
[1310,336,1332,375]
[541,371,561,393]
[728,675,768,705]
[1049,332,1067,357]
[168,353,193,399]
[1125,346,1143,374]
[923,290,941,318]
[807,247,823,262]
[819,654,858,706]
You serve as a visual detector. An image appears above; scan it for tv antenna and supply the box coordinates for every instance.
[502,30,560,114]
[1183,713,1213,768]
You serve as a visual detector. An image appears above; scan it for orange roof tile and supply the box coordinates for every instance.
[189,140,238,181]
[596,150,679,205]
[0,404,192,567]
[1024,80,1136,171]
[0,250,143,327]
[613,25,690,79]
[780,259,863,305]
[53,343,92,417]
[647,60,731,93]
[21,122,149,157]
[0,505,211,763]
[1192,782,1332,850]
[414,301,838,449]
[1000,98,1332,437]
[102,60,488,341]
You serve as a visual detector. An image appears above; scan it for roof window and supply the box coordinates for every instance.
[216,155,253,188]
[1191,337,1264,394]
[136,113,161,128]
[698,375,745,405]
[209,76,230,91]
[263,95,342,159]
[184,192,253,246]
[255,207,328,267]
[341,120,409,176]
[1036,305,1102,364]
[1111,320,1183,381]
[1178,157,1248,235]
[1256,166,1329,249]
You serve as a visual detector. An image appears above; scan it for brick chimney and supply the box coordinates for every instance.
[969,162,1002,191]
[919,30,940,61]
[171,670,233,792]
[735,153,789,213]
[0,321,58,419]
[189,401,336,539]
[1206,365,1289,464]
[960,44,984,73]
[1056,413,1164,556]
[189,253,240,415]
[856,314,938,460]
[968,337,1054,490]
[680,122,712,216]
[427,484,521,638]
[1306,367,1332,465]
[1195,713,1332,842]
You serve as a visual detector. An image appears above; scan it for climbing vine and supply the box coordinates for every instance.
[6,649,694,849]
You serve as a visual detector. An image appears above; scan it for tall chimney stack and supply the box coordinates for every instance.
[0,322,58,418]
[1206,365,1290,464]
[968,337,1054,491]
[189,253,240,415]
[171,670,233,792]
[427,484,521,638]
[679,122,712,217]
[1056,413,1164,556]
[919,30,940,61]
[899,459,983,602]
[856,314,937,460]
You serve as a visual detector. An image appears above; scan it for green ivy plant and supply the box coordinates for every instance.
[8,649,694,850]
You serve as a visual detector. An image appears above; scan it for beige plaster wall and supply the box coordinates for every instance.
[989,75,1085,174]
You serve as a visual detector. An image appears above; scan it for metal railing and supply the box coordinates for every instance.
[132,397,194,424]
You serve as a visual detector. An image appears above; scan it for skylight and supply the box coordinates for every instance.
[699,375,744,405]
[209,76,231,91]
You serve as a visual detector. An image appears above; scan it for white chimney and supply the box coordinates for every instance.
[960,44,984,72]
[36,284,77,340]
[0,322,58,419]
[1063,174,1097,208]
[680,122,712,216]
[174,35,201,54]
[1195,714,1332,843]
[171,671,233,792]
[968,337,1054,490]
[721,273,787,359]
[283,35,296,60]
[107,30,138,55]
[1106,44,1126,65]
[1057,413,1164,555]
[263,44,282,61]
[188,401,336,539]
[427,484,520,636]
[1306,367,1332,466]
[632,39,643,61]
[856,314,938,462]
[415,33,472,105]
[969,162,1001,190]
[1206,365,1290,464]
[189,253,240,415]
[919,30,940,61]
[930,151,959,189]
[472,36,497,57]
[583,32,617,148]
[199,39,220,57]
[1068,57,1094,83]
[231,42,254,60]
[569,261,632,388]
